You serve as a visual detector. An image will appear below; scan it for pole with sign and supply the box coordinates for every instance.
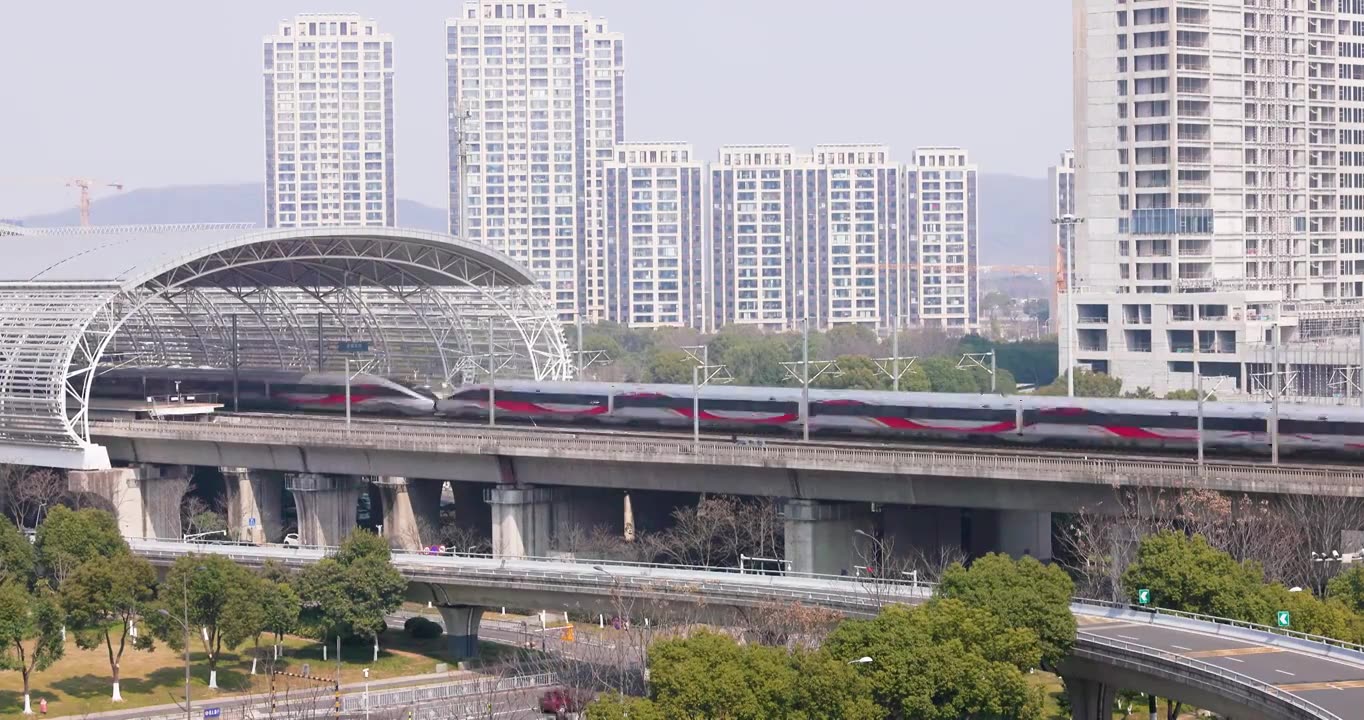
[1137,589,1151,606]
[1276,610,1291,628]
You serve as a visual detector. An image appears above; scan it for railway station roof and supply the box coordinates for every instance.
[0,224,570,469]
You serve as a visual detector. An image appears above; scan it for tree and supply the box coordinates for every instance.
[824,324,880,359]
[0,467,64,529]
[1035,369,1124,397]
[919,357,979,393]
[295,531,405,660]
[1124,386,1157,399]
[0,582,64,714]
[254,571,300,670]
[0,519,35,589]
[60,555,157,701]
[823,601,1046,720]
[1122,531,1273,622]
[1260,584,1356,641]
[1163,388,1217,401]
[645,631,878,720]
[1328,564,1364,616]
[147,554,258,689]
[34,506,124,586]
[938,553,1077,669]
[585,693,666,720]
[814,355,886,391]
[644,349,695,385]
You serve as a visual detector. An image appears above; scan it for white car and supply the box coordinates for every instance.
[283,533,301,547]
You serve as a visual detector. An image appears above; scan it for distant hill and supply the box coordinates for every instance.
[978,173,1049,267]
[20,183,449,234]
[20,176,1050,265]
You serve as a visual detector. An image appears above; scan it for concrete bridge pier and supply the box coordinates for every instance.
[287,473,365,547]
[1063,677,1118,720]
[880,505,965,562]
[449,481,492,543]
[487,485,553,558]
[998,510,1053,562]
[783,499,874,576]
[221,467,285,544]
[68,464,190,539]
[436,604,485,660]
[374,477,442,551]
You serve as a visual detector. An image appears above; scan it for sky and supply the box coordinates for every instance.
[0,0,1072,219]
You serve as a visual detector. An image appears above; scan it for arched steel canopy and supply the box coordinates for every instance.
[0,224,571,469]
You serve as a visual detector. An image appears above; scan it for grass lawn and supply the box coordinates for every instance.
[0,630,485,719]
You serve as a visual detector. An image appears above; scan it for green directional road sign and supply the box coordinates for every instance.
[1137,588,1151,605]
[1276,610,1291,628]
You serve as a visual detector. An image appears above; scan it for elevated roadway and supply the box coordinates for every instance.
[129,538,1364,719]
[92,415,1364,516]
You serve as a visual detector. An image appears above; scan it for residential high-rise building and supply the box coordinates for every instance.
[1069,1,1364,396]
[1075,0,1337,298]
[603,142,703,329]
[262,14,396,228]
[708,144,903,331]
[1049,150,1078,325]
[906,147,979,330]
[446,0,625,321]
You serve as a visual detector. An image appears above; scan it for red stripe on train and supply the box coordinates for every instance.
[491,400,608,416]
[672,410,799,424]
[875,417,1018,433]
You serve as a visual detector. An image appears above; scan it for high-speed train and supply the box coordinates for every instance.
[91,368,1364,458]
[439,380,1364,458]
[92,367,436,415]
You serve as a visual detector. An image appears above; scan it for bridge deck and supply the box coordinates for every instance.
[128,538,1364,719]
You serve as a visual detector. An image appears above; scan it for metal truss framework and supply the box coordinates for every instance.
[0,226,570,465]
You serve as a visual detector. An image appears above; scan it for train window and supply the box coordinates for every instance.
[813,402,1014,422]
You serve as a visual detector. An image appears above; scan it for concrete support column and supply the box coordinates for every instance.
[286,474,364,547]
[486,485,553,558]
[998,510,1053,562]
[880,505,965,562]
[435,604,484,660]
[68,464,189,539]
[449,481,492,543]
[1063,677,1117,720]
[221,467,285,544]
[551,487,625,546]
[783,499,873,576]
[373,477,442,551]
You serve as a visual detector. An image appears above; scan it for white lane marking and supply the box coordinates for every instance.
[1275,669,1296,677]
[1117,634,1142,641]
[1171,644,1193,651]
[1223,657,1245,663]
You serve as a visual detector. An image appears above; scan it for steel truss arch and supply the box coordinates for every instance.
[0,225,570,469]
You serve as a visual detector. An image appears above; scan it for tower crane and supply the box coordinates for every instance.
[0,177,124,227]
[67,178,124,227]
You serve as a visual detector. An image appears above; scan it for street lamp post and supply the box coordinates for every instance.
[157,564,205,720]
[1051,215,1084,397]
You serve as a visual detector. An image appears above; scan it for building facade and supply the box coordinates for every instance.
[1049,150,1078,326]
[446,0,624,320]
[906,147,979,330]
[1069,0,1364,396]
[707,145,903,331]
[262,14,396,228]
[603,142,703,329]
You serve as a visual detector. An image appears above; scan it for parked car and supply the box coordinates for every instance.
[539,688,592,716]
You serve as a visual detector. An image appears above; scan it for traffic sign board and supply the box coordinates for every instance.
[337,340,370,353]
[204,708,221,719]
[1137,589,1151,605]
[1276,610,1291,628]
[248,517,257,528]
